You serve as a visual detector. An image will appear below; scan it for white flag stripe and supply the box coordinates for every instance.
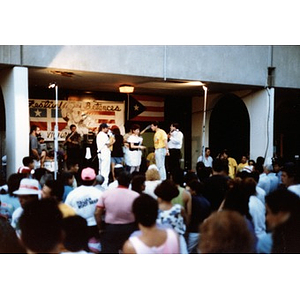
[138,100,164,108]
[139,111,164,117]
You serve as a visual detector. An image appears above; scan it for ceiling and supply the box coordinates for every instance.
[27,67,260,97]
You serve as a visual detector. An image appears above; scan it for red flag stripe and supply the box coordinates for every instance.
[51,122,68,131]
[97,119,115,124]
[30,121,48,131]
[87,111,115,116]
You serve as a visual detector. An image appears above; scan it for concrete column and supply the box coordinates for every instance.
[245,88,274,161]
[0,67,29,178]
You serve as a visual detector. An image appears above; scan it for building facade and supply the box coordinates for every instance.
[0,45,300,179]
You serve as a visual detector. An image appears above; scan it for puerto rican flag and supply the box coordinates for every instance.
[128,94,164,122]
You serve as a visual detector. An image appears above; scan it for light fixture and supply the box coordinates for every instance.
[185,81,205,86]
[119,85,134,93]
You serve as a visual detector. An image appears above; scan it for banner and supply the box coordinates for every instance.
[29,99,125,141]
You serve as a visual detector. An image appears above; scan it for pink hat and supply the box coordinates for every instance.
[13,178,41,195]
[81,167,96,181]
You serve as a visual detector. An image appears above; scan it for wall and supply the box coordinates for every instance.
[191,88,275,168]
[2,45,300,89]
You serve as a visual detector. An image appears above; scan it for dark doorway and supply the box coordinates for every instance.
[209,94,250,161]
[274,88,300,162]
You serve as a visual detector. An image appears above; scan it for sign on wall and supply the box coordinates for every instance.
[29,99,125,141]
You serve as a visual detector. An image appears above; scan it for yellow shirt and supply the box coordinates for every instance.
[228,157,238,179]
[154,129,168,149]
[58,203,77,218]
[237,162,249,173]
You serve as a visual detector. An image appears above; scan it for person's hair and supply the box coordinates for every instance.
[132,194,158,227]
[62,216,89,252]
[22,156,34,167]
[95,174,104,186]
[131,124,140,131]
[70,124,76,130]
[265,189,300,215]
[171,123,179,129]
[199,210,255,254]
[60,172,74,185]
[186,179,204,195]
[145,168,160,181]
[117,171,132,187]
[196,162,211,181]
[205,147,210,152]
[44,179,64,202]
[248,159,256,166]
[256,156,265,166]
[281,162,297,178]
[0,217,26,253]
[154,179,179,202]
[114,166,124,179]
[185,170,200,186]
[220,149,229,156]
[171,169,184,185]
[7,173,26,196]
[33,168,49,182]
[223,178,252,221]
[131,174,146,194]
[82,179,95,186]
[112,127,121,135]
[242,177,257,197]
[98,123,108,131]
[212,158,229,174]
[19,200,63,253]
[151,121,159,127]
[30,124,38,134]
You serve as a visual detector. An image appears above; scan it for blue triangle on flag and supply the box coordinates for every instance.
[128,95,146,119]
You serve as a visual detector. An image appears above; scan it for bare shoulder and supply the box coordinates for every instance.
[122,240,137,254]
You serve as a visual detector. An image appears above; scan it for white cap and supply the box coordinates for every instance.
[13,178,41,195]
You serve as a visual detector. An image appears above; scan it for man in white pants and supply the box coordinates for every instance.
[96,123,112,188]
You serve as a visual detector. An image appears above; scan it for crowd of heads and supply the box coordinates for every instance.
[2,138,300,254]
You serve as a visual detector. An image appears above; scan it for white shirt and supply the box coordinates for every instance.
[257,173,271,195]
[144,180,162,199]
[65,185,103,226]
[256,186,266,204]
[268,172,279,193]
[249,195,266,238]
[168,130,183,149]
[288,184,300,197]
[197,155,213,168]
[96,131,110,155]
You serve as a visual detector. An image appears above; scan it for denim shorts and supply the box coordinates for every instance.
[111,157,123,164]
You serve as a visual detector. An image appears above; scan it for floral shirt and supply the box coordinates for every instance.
[157,204,186,235]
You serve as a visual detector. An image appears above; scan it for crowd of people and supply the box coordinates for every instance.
[1,121,300,254]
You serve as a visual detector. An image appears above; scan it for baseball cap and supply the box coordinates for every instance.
[100,123,109,129]
[81,167,96,181]
[13,178,41,195]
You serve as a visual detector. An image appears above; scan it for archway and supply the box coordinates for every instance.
[209,93,250,162]
[0,88,6,183]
